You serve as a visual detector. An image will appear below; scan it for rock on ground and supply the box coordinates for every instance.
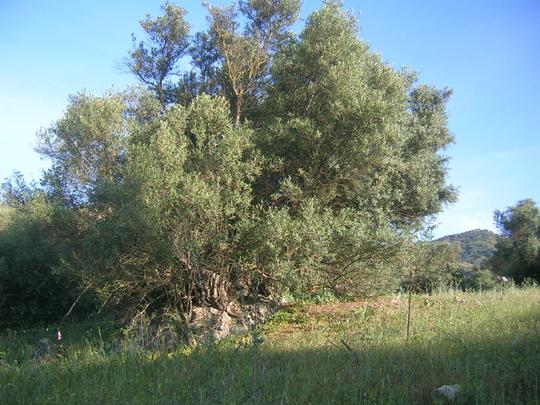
[31,338,55,361]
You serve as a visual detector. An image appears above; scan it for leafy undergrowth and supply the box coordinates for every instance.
[1,287,540,404]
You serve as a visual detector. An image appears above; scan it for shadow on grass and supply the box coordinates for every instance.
[2,321,539,405]
[0,296,540,405]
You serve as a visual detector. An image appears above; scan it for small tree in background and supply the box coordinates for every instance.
[490,199,540,282]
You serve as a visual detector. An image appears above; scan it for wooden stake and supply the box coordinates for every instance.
[407,267,413,342]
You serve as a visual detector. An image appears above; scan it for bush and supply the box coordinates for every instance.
[402,243,459,293]
[0,195,96,327]
[453,267,498,291]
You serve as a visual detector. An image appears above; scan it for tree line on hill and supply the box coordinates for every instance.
[1,1,534,331]
[434,200,540,289]
[436,229,498,266]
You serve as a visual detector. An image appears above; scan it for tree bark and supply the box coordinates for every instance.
[234,94,242,127]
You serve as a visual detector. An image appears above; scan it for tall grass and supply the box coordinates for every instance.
[1,286,539,404]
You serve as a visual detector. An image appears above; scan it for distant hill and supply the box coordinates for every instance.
[436,229,498,266]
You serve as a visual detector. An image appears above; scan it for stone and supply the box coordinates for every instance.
[31,338,55,361]
[435,385,461,400]
[213,311,233,340]
[188,300,277,344]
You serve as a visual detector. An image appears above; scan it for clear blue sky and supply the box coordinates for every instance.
[1,0,539,237]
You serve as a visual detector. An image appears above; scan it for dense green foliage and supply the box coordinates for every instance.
[1,288,539,404]
[490,199,540,281]
[0,1,456,327]
[0,197,96,326]
[407,242,459,292]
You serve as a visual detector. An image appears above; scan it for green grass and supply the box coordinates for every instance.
[1,287,540,404]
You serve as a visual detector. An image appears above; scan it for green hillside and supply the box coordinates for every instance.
[437,229,498,266]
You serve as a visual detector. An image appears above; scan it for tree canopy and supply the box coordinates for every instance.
[490,199,540,281]
[126,2,191,107]
[0,1,457,327]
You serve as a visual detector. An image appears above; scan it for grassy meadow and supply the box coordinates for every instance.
[1,286,539,404]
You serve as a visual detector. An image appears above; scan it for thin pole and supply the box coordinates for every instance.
[407,267,413,342]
